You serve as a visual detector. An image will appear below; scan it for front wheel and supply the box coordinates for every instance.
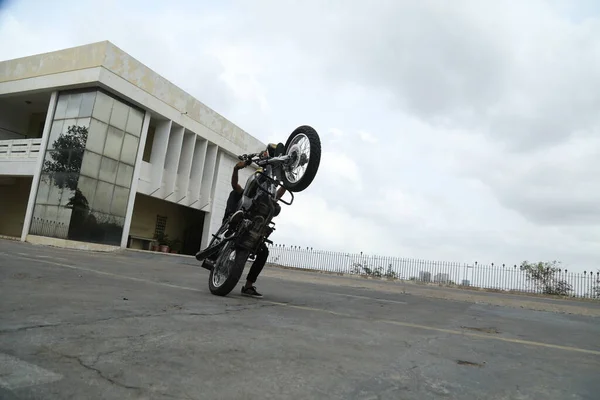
[282,125,321,193]
[208,241,249,296]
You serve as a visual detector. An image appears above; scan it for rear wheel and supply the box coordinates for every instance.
[208,241,250,296]
[282,125,321,192]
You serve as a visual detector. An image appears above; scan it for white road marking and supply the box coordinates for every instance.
[17,253,66,261]
[3,251,600,356]
[0,353,63,390]
[329,292,407,304]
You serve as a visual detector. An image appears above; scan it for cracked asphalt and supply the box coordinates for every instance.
[1,239,599,400]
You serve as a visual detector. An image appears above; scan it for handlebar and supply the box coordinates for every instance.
[238,152,261,161]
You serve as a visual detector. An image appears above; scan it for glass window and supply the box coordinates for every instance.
[60,184,74,207]
[92,91,114,123]
[32,204,46,220]
[86,211,124,245]
[46,174,67,205]
[120,133,139,165]
[116,163,134,188]
[60,118,77,142]
[109,100,129,131]
[42,206,62,228]
[44,180,62,205]
[32,88,139,247]
[30,206,69,239]
[41,149,69,173]
[126,108,144,136]
[47,120,65,147]
[111,186,130,217]
[78,91,96,118]
[48,172,78,202]
[99,156,118,184]
[69,148,86,175]
[42,148,85,179]
[86,119,108,154]
[54,95,68,120]
[93,181,114,214]
[104,126,124,160]
[35,174,52,204]
[80,151,102,179]
[41,150,59,174]
[76,175,97,208]
[48,120,73,149]
[55,206,72,229]
[65,93,83,119]
[75,117,91,130]
[44,204,59,221]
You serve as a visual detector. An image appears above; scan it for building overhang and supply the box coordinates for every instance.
[0,41,266,157]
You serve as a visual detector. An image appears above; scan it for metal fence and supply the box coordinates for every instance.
[266,244,600,299]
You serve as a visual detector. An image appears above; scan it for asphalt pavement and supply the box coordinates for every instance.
[1,239,599,399]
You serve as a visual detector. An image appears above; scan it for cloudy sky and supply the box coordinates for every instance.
[1,0,599,271]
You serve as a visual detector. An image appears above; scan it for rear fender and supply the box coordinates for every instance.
[195,239,227,263]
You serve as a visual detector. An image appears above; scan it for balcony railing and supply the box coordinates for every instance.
[0,139,43,159]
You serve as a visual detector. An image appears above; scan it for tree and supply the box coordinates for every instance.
[38,124,92,240]
[385,264,398,279]
[42,125,88,192]
[519,260,572,296]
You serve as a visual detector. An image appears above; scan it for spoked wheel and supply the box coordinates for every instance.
[208,241,249,296]
[282,125,321,192]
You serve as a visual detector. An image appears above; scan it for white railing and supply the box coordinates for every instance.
[0,139,43,159]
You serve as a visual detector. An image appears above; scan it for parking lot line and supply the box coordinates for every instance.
[0,353,63,390]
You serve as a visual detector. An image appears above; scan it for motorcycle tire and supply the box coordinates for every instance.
[208,241,250,296]
[282,125,321,193]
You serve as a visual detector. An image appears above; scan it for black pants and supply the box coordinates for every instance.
[246,243,269,284]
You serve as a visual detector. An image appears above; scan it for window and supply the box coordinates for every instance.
[30,88,145,246]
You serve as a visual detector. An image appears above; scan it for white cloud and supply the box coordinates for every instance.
[212,45,271,113]
[329,128,343,137]
[318,151,362,191]
[358,131,377,143]
[2,0,600,271]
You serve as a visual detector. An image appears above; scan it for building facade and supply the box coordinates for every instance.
[0,41,264,254]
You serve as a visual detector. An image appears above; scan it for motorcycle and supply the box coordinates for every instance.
[195,125,322,296]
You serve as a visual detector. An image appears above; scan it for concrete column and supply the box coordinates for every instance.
[207,150,223,213]
[199,143,218,210]
[199,146,220,250]
[174,129,196,203]
[120,110,151,248]
[149,119,171,192]
[21,91,58,242]
[163,125,184,199]
[200,207,213,250]
[188,138,208,206]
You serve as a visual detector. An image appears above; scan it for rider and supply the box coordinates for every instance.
[224,149,287,298]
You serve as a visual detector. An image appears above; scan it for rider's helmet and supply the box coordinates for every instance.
[266,142,285,157]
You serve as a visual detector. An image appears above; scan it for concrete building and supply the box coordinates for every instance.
[0,41,265,255]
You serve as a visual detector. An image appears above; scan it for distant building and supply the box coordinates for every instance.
[0,41,264,254]
[434,273,450,283]
[419,271,431,282]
